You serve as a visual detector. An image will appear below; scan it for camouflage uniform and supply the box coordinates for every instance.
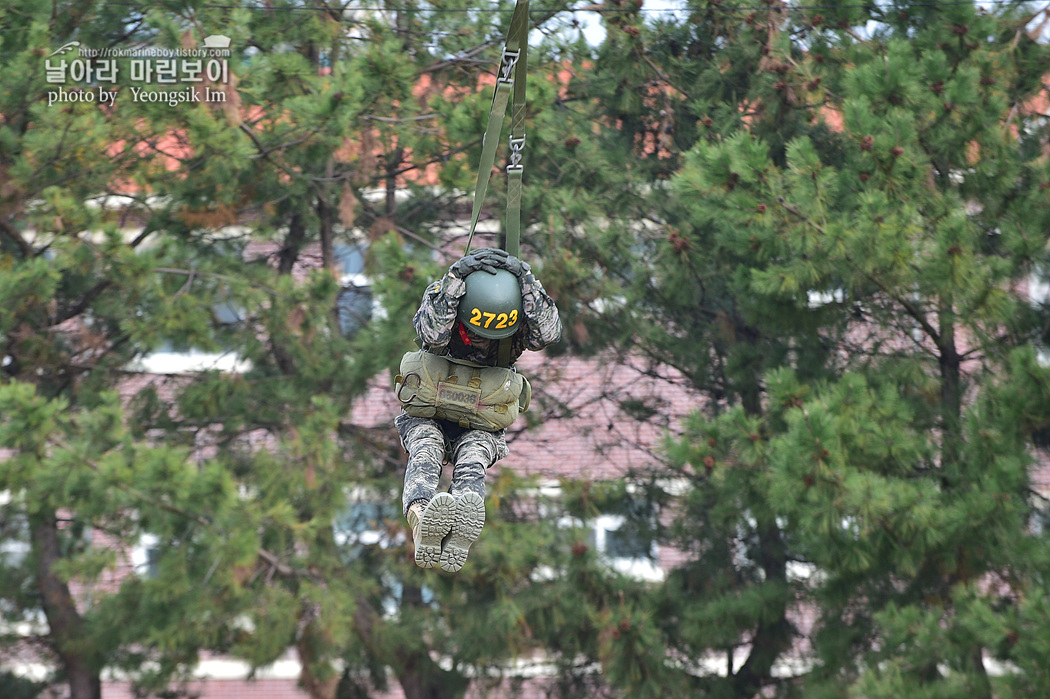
[397,263,562,516]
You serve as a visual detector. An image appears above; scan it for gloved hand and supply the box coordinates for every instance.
[449,252,499,278]
[470,248,531,279]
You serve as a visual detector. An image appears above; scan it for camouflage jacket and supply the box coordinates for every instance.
[413,269,561,367]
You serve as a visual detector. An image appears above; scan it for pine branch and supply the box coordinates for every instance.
[154,267,289,299]
[396,224,459,261]
[418,7,566,75]
[54,281,113,326]
[0,218,32,258]
[776,197,943,347]
[1018,3,1050,34]
[239,121,327,163]
[364,134,483,187]
[362,114,439,123]
[638,51,690,101]
[420,41,501,75]
[48,436,319,584]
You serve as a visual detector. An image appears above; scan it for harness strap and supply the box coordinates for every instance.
[504,0,529,260]
[464,0,530,256]
[462,1,530,370]
[497,337,513,368]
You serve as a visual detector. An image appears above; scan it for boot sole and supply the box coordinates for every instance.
[415,493,455,569]
[441,492,485,573]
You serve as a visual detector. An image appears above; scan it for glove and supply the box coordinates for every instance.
[471,247,508,261]
[471,248,531,279]
[449,252,499,278]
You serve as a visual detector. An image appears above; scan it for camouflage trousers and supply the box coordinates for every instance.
[395,412,509,517]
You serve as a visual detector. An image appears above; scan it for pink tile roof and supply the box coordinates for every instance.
[349,349,703,483]
[104,679,315,699]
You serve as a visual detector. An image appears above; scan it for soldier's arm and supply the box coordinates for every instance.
[413,273,467,349]
[519,273,562,351]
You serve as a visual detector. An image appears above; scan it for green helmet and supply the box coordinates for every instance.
[457,269,523,339]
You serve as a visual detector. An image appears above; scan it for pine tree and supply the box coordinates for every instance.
[0,4,238,697]
[2,3,617,699]
[534,0,1050,696]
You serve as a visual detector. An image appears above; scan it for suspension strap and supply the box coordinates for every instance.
[464,0,529,258]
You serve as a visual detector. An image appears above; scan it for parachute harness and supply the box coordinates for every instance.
[460,0,531,368]
[463,0,530,260]
[396,11,532,410]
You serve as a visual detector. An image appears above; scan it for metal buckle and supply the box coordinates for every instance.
[507,134,526,171]
[396,372,422,404]
[499,48,521,84]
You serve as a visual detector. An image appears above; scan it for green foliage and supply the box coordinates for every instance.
[1,2,608,699]
[0,672,47,699]
[3,1,1050,699]
[531,1,1050,697]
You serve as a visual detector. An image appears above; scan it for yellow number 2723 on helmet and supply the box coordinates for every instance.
[456,269,523,340]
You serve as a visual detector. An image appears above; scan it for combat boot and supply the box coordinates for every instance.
[440,491,485,573]
[408,492,455,569]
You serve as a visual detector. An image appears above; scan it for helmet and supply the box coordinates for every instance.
[457,269,523,339]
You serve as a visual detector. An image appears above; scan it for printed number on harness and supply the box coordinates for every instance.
[468,308,518,329]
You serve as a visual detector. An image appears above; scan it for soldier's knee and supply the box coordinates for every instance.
[454,461,487,479]
[456,432,508,465]
[411,442,444,465]
[402,424,444,453]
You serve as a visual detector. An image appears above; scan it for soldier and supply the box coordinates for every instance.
[397,247,561,572]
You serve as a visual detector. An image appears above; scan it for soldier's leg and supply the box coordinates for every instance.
[395,413,455,569]
[447,428,508,501]
[395,413,446,516]
[440,429,509,572]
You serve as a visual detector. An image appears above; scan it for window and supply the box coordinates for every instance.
[1033,498,1049,537]
[334,500,399,548]
[131,533,161,578]
[807,288,845,308]
[1030,264,1050,368]
[212,301,243,325]
[130,347,251,374]
[130,298,250,374]
[603,518,652,560]
[333,495,432,617]
[0,498,29,567]
[1030,264,1050,306]
[589,514,663,582]
[337,284,374,338]
[555,511,663,582]
[334,244,366,280]
[334,244,375,338]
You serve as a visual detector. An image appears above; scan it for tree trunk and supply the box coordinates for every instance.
[969,646,992,699]
[30,510,101,699]
[729,343,792,698]
[937,299,962,474]
[395,584,469,699]
[354,588,468,699]
[731,518,792,699]
[318,200,334,274]
[385,147,404,218]
[296,635,339,699]
[278,212,307,275]
[319,158,335,273]
[394,646,468,699]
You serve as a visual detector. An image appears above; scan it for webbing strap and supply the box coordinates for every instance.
[498,22,528,369]
[497,337,513,368]
[504,1,528,259]
[464,0,530,257]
